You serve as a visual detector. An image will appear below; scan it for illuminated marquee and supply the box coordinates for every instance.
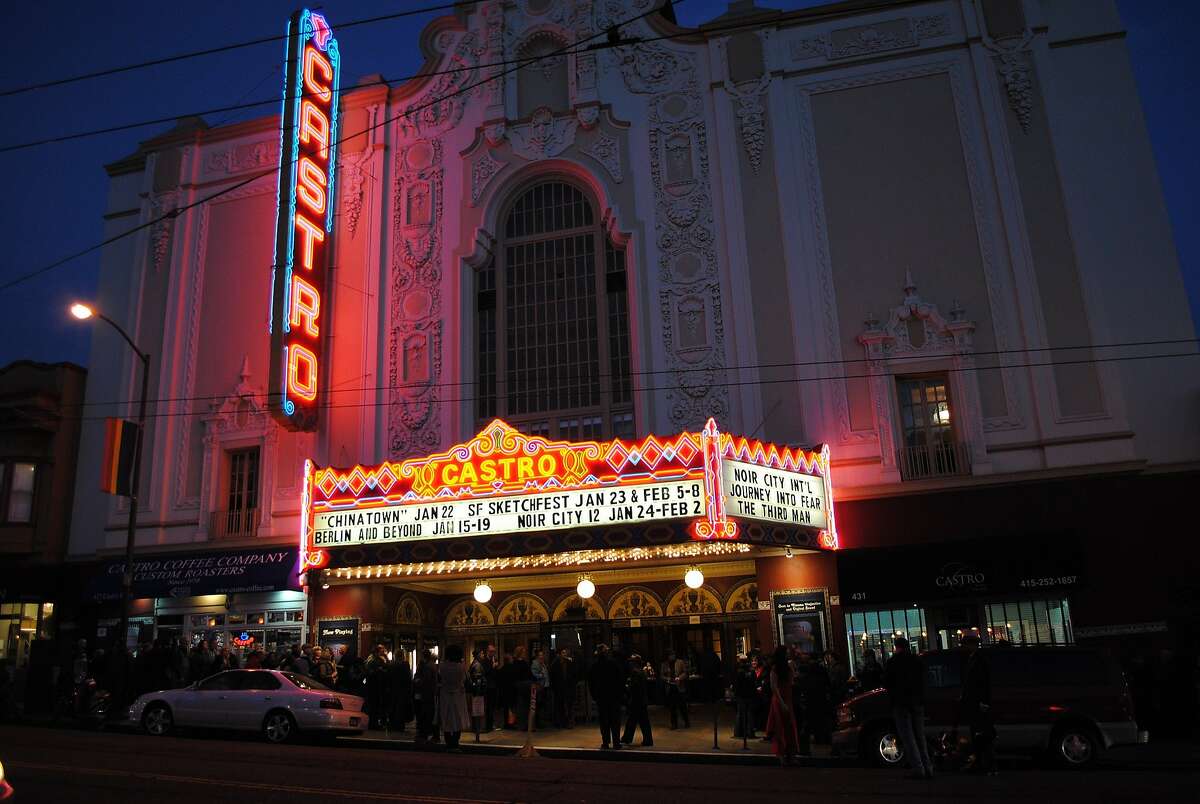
[300,419,838,573]
[268,9,341,431]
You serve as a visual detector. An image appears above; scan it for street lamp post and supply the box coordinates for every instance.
[72,303,151,650]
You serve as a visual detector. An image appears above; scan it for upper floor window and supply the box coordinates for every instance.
[477,180,633,441]
[211,448,259,539]
[895,375,969,480]
[0,462,36,524]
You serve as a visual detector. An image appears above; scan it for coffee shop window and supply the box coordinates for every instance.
[845,607,928,676]
[985,599,1073,646]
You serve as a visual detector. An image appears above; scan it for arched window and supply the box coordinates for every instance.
[477,180,633,441]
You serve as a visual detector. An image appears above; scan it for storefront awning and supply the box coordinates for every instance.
[836,537,1085,606]
[87,546,302,602]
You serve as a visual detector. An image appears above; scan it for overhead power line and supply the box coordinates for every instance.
[0,9,780,154]
[70,349,1200,423]
[61,337,1200,412]
[0,0,676,293]
[0,0,485,99]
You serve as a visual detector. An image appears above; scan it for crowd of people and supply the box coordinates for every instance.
[56,634,861,762]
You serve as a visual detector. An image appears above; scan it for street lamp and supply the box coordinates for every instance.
[71,302,151,652]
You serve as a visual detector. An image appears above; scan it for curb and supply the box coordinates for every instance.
[338,734,854,767]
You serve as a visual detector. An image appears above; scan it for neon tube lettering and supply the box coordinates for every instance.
[296,157,327,216]
[303,46,333,102]
[288,344,319,401]
[299,100,329,159]
[294,213,325,271]
[289,275,321,337]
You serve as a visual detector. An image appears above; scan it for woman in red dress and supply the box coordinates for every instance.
[766,646,799,765]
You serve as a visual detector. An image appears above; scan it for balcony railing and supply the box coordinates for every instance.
[897,441,972,481]
[210,508,259,540]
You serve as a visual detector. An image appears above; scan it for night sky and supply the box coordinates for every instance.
[2,0,1195,369]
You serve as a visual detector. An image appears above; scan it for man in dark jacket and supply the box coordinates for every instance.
[858,648,884,692]
[551,647,576,728]
[620,654,653,746]
[587,644,623,749]
[960,634,996,775]
[885,637,932,778]
[481,643,497,731]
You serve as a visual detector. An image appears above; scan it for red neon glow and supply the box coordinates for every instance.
[287,344,319,401]
[289,275,321,336]
[689,418,739,541]
[299,100,329,158]
[817,444,839,549]
[294,213,325,271]
[270,9,339,434]
[302,46,333,101]
[296,157,327,215]
[300,420,838,570]
[310,13,333,51]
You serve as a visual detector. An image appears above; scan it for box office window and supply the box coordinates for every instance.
[985,599,1073,646]
[846,606,928,676]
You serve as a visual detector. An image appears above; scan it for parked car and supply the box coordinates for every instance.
[127,669,365,743]
[833,647,1142,769]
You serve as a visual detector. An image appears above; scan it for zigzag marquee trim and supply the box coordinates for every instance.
[300,418,837,572]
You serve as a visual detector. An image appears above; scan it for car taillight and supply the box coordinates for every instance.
[319,698,343,710]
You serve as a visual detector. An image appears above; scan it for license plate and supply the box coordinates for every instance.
[350,717,360,726]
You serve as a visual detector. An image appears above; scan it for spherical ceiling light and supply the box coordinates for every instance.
[576,575,596,600]
[684,566,704,589]
[473,580,493,604]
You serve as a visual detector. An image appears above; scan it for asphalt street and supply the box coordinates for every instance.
[1,726,1196,803]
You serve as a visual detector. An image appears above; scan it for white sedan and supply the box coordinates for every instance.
[127,669,365,743]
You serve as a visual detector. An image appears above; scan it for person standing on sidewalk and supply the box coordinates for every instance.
[530,649,549,729]
[733,656,757,740]
[413,649,439,744]
[439,645,470,750]
[885,636,932,779]
[588,644,623,749]
[551,647,575,728]
[960,634,997,775]
[663,650,690,729]
[766,646,799,766]
[482,643,498,731]
[620,654,654,747]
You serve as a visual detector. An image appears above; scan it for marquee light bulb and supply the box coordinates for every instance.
[473,580,493,604]
[684,566,704,589]
[576,576,595,600]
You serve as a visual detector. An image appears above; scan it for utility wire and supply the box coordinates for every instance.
[0,9,780,154]
[59,336,1200,412]
[70,348,1200,422]
[0,0,485,98]
[0,0,674,293]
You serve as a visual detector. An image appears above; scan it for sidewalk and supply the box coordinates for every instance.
[343,704,842,766]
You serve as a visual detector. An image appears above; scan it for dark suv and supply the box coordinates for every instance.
[833,647,1143,768]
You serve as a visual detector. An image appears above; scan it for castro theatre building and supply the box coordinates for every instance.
[70,0,1198,707]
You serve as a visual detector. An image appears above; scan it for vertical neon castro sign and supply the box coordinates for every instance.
[269,10,340,431]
